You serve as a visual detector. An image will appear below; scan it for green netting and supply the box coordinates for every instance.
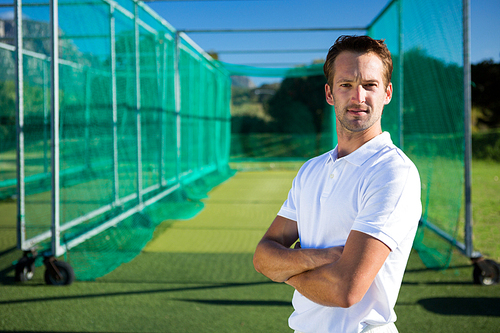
[225,0,466,269]
[219,62,325,78]
[1,0,467,280]
[1,0,232,280]
[372,0,465,269]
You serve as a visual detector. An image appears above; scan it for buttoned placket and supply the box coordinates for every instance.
[321,158,344,201]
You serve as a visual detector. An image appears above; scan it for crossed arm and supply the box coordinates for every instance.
[253,215,391,308]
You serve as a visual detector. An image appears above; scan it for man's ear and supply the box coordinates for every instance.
[384,82,393,105]
[325,84,334,106]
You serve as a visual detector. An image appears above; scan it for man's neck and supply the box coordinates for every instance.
[336,127,382,158]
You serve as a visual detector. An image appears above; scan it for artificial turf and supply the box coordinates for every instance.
[0,167,499,332]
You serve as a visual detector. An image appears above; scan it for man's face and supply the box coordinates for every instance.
[325,51,392,135]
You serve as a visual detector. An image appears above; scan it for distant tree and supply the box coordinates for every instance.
[264,75,329,155]
[266,75,328,134]
[472,60,500,129]
[402,48,462,135]
[0,80,16,151]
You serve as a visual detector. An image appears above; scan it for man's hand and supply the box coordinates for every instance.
[253,216,343,283]
[285,230,391,308]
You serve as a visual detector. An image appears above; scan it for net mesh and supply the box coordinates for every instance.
[1,0,232,280]
[227,0,465,269]
[1,0,466,279]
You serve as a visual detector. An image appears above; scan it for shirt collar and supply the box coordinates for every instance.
[326,132,393,166]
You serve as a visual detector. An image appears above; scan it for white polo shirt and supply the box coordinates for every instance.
[277,132,421,333]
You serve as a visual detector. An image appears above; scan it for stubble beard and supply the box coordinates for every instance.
[336,105,380,133]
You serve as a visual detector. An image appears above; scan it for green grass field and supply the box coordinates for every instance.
[0,161,499,332]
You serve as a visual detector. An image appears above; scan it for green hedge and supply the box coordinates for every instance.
[472,129,500,161]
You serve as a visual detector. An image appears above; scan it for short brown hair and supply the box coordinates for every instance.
[323,35,393,88]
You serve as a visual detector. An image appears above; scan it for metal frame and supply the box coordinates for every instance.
[462,0,477,259]
[7,0,487,282]
[14,0,25,253]
[183,0,480,262]
[12,0,231,264]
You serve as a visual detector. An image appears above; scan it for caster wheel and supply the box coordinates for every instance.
[44,259,75,286]
[15,256,35,282]
[473,259,500,285]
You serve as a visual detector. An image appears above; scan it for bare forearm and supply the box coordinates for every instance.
[253,240,343,283]
[285,263,351,308]
[253,215,343,283]
[253,239,312,282]
[285,231,392,308]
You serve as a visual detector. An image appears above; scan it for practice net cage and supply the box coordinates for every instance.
[226,0,483,274]
[1,0,493,284]
[1,0,232,283]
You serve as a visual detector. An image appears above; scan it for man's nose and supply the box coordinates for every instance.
[351,85,366,104]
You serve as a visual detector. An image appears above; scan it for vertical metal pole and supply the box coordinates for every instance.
[398,0,404,149]
[198,61,203,170]
[223,78,229,165]
[463,0,474,259]
[43,60,49,174]
[110,4,120,204]
[134,2,143,204]
[160,36,167,187]
[84,69,91,168]
[187,59,193,171]
[174,32,181,183]
[50,0,61,257]
[225,78,231,164]
[15,0,26,251]
[155,36,164,186]
[214,75,220,170]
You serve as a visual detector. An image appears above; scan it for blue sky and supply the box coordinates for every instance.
[0,0,497,85]
[146,0,500,73]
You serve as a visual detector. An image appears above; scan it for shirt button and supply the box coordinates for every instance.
[330,174,334,179]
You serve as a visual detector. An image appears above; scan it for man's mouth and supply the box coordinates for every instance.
[347,109,368,115]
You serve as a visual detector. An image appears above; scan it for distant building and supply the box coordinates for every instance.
[231,75,256,88]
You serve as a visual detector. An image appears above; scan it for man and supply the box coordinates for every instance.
[253,35,422,333]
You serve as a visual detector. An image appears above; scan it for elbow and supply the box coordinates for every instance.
[252,253,262,274]
[253,246,268,276]
[253,249,287,283]
[325,284,364,308]
[313,291,361,308]
[338,292,363,308]
[338,285,366,308]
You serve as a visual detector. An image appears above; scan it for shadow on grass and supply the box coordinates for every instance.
[418,297,500,316]
[404,264,473,273]
[402,280,473,286]
[0,246,20,285]
[0,330,94,333]
[176,298,291,306]
[0,281,275,305]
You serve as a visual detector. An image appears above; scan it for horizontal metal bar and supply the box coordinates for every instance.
[20,172,181,251]
[231,62,321,67]
[179,27,366,33]
[23,229,51,250]
[421,218,482,259]
[0,41,16,51]
[64,183,181,250]
[215,48,327,55]
[61,203,115,232]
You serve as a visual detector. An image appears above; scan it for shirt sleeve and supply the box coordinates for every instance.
[351,158,422,251]
[277,176,298,222]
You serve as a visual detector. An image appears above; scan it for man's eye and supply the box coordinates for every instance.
[340,84,351,87]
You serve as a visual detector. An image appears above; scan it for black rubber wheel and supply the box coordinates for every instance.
[473,259,500,285]
[44,260,75,286]
[14,256,35,282]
